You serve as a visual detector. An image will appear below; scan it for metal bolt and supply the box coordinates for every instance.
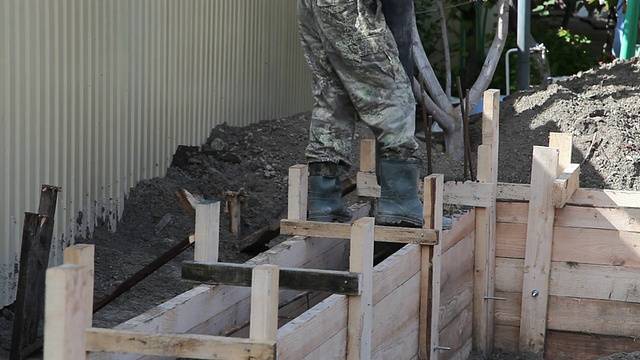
[433,345,452,351]
[532,290,540,297]
[484,295,507,301]
[293,226,297,229]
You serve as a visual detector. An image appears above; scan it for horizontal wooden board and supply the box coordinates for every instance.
[494,258,524,293]
[545,330,640,360]
[497,201,640,233]
[280,219,439,245]
[497,183,640,209]
[442,209,475,253]
[373,318,418,360]
[493,324,519,354]
[302,326,347,360]
[443,181,495,207]
[496,223,640,267]
[493,291,522,327]
[437,304,472,360]
[371,244,421,305]
[181,262,361,295]
[439,269,473,331]
[440,232,474,292]
[86,328,275,359]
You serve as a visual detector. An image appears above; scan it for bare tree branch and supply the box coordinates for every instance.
[436,0,452,99]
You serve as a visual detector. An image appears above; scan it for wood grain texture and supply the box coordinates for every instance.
[287,165,308,221]
[545,330,640,360]
[194,201,220,262]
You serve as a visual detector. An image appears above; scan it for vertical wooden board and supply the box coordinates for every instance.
[493,324,520,354]
[360,139,377,173]
[437,304,473,360]
[545,330,640,360]
[424,174,444,360]
[441,209,476,253]
[44,265,90,360]
[547,295,640,336]
[519,146,559,354]
[482,89,500,183]
[288,164,308,221]
[194,200,220,262]
[548,132,572,176]
[63,244,95,328]
[250,265,279,341]
[348,217,375,360]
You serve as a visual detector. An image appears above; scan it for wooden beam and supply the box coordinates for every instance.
[443,181,494,207]
[250,264,279,342]
[545,330,640,360]
[43,265,90,360]
[425,174,444,359]
[288,165,308,221]
[420,177,435,360]
[360,139,377,172]
[194,200,220,262]
[347,217,374,360]
[63,244,95,327]
[548,132,573,176]
[181,261,361,295]
[357,172,381,198]
[357,139,380,197]
[224,189,246,236]
[279,219,438,245]
[553,163,580,208]
[85,328,276,359]
[519,146,559,354]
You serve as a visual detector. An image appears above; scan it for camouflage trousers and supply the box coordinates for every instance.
[298,0,419,176]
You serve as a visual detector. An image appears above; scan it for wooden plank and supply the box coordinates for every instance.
[372,244,421,305]
[446,337,472,360]
[519,146,559,354]
[553,163,580,208]
[497,222,640,267]
[280,219,439,245]
[545,330,640,360]
[63,244,95,327]
[250,265,279,342]
[437,304,472,360]
[473,144,498,356]
[288,164,308,221]
[495,257,524,293]
[547,296,640,336]
[441,209,475,253]
[181,261,361,295]
[440,233,474,296]
[357,172,381,198]
[497,182,640,209]
[360,139,377,172]
[85,328,276,359]
[439,268,473,330]
[494,291,522,327]
[373,314,419,360]
[305,327,348,360]
[43,265,90,360]
[548,132,573,176]
[496,201,528,224]
[493,324,519,353]
[443,181,494,207]
[194,200,220,262]
[482,89,500,156]
[347,217,375,360]
[555,204,640,232]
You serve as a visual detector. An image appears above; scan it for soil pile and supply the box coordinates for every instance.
[0,58,638,360]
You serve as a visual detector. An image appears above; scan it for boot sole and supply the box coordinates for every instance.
[376,214,423,228]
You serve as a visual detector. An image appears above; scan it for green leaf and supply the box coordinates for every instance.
[533,4,545,12]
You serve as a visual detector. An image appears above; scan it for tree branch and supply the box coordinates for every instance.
[436,0,452,99]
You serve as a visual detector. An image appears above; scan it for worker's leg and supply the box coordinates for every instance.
[313,0,423,227]
[298,0,354,222]
[380,0,414,81]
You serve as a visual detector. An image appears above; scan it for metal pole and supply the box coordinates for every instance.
[621,0,639,59]
[517,0,531,90]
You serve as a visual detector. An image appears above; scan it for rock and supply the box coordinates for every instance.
[211,138,227,151]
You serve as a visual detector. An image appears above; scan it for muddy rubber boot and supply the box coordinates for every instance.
[376,158,424,228]
[308,172,353,223]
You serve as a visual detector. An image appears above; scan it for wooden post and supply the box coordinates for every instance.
[195,200,220,262]
[357,139,381,198]
[43,265,90,360]
[63,244,95,327]
[249,264,280,342]
[347,217,374,360]
[548,132,572,175]
[288,165,308,221]
[225,189,246,236]
[518,146,559,354]
[473,89,500,356]
[420,174,443,359]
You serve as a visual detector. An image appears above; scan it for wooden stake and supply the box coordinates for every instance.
[288,165,308,221]
[357,140,381,198]
[195,200,220,262]
[518,146,559,354]
[347,217,374,360]
[63,244,95,327]
[360,139,377,173]
[548,132,573,176]
[250,264,280,342]
[43,265,90,360]
[224,189,246,236]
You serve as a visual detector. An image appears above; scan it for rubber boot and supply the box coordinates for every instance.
[308,175,353,223]
[376,158,424,227]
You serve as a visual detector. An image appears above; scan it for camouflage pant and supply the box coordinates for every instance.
[298,0,419,176]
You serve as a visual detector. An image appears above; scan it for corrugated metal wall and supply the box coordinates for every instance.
[0,0,312,307]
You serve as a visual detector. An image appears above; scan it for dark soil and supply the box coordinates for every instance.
[1,58,639,360]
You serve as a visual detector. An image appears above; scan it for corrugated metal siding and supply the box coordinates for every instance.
[0,0,312,307]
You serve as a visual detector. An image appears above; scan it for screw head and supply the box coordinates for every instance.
[532,290,540,297]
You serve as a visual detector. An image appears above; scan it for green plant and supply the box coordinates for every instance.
[541,27,598,76]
